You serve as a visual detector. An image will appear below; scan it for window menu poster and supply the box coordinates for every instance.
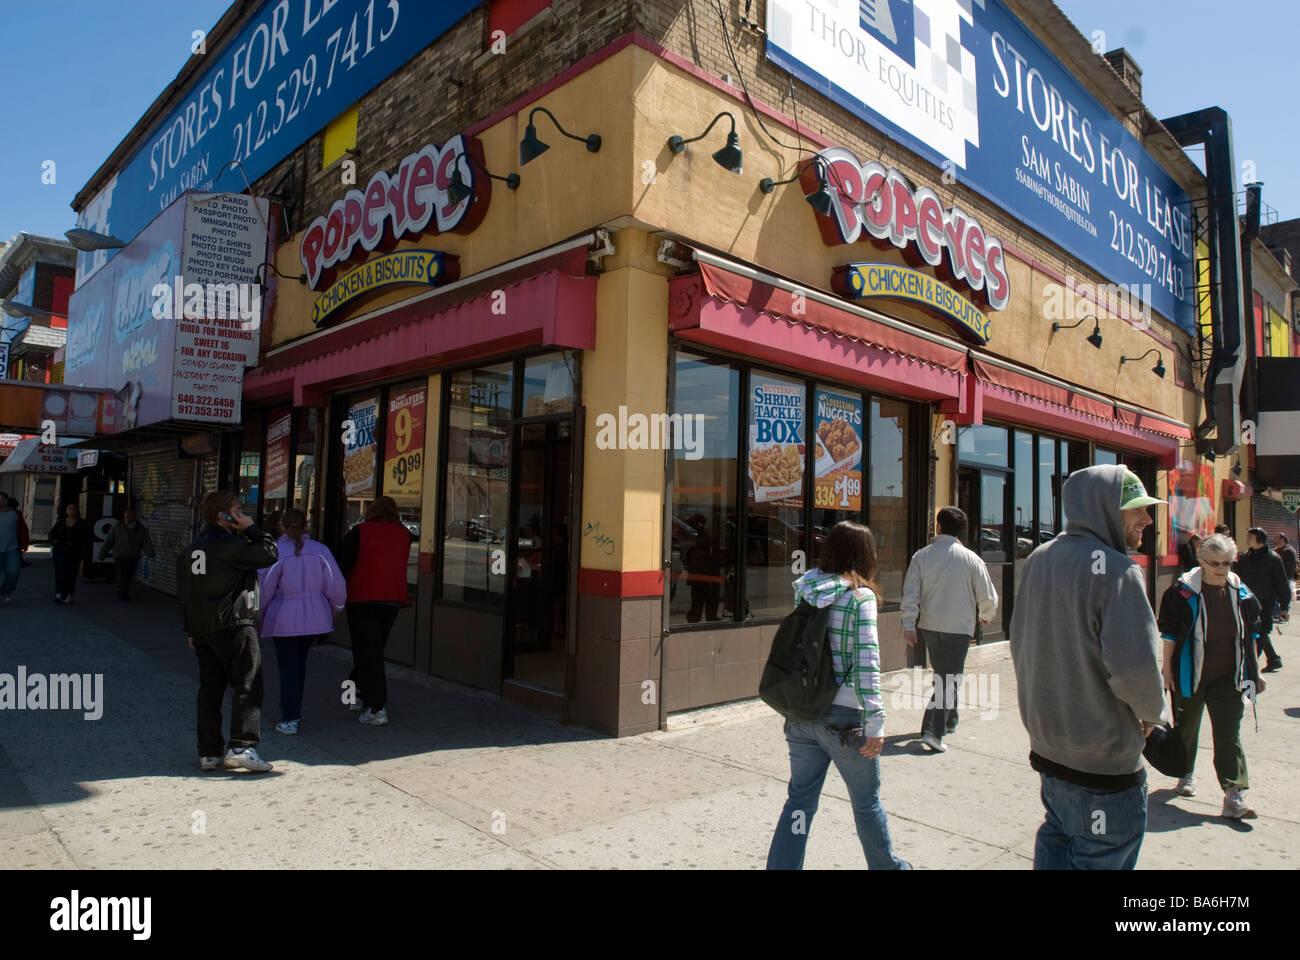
[813,389,864,513]
[264,411,292,501]
[748,378,804,504]
[384,387,425,505]
[343,396,379,498]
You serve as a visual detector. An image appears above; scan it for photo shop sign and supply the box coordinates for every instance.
[298,133,487,322]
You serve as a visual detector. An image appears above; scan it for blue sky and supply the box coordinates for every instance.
[1,0,1297,245]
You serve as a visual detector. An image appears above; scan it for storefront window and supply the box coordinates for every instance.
[1014,431,1034,593]
[238,416,262,520]
[1038,436,1057,544]
[870,398,910,604]
[746,371,806,620]
[957,424,1009,467]
[1094,447,1118,465]
[384,381,427,589]
[294,408,319,532]
[670,353,739,626]
[341,392,381,532]
[521,351,576,416]
[441,363,513,603]
[263,408,293,536]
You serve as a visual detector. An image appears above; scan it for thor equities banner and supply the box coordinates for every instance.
[767,0,1196,332]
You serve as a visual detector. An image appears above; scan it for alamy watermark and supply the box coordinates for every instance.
[594,406,704,459]
[151,277,261,329]
[0,667,103,720]
[1043,277,1152,330]
[889,668,1000,719]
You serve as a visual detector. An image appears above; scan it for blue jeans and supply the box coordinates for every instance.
[0,548,20,598]
[274,635,317,723]
[1033,769,1147,870]
[767,704,908,870]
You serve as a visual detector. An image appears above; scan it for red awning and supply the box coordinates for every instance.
[669,258,967,401]
[244,245,596,405]
[970,354,1192,465]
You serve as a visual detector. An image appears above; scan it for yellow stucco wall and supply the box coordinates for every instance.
[580,229,671,573]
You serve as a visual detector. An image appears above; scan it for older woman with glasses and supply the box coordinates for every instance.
[1156,533,1265,819]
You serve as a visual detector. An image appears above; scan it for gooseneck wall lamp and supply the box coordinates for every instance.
[448,151,520,204]
[254,261,307,286]
[1052,314,1103,350]
[667,111,743,174]
[1120,347,1166,378]
[519,107,601,165]
[760,155,838,216]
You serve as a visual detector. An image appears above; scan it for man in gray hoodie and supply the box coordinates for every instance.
[1010,464,1166,870]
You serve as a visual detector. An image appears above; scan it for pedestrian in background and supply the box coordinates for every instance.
[1010,466,1166,870]
[1234,528,1289,672]
[1178,534,1201,574]
[95,506,156,601]
[767,521,911,871]
[1273,534,1297,620]
[49,502,92,604]
[901,505,999,753]
[338,495,414,727]
[1157,533,1264,819]
[177,491,279,772]
[259,508,346,735]
[0,492,30,605]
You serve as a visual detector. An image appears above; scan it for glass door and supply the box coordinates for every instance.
[505,418,573,693]
[957,465,1011,643]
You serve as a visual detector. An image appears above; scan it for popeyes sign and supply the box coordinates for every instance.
[299,133,490,291]
[806,147,1010,313]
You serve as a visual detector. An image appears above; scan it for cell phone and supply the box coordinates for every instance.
[220,512,236,523]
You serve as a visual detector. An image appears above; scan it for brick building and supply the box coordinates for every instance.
[64,0,1274,735]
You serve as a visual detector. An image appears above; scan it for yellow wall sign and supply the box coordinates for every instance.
[311,249,456,327]
[833,262,991,344]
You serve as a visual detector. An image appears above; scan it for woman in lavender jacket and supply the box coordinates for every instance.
[259,509,347,735]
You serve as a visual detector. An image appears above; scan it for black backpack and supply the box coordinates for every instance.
[759,600,844,721]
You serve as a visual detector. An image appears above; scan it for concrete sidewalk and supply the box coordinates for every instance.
[2,552,1297,869]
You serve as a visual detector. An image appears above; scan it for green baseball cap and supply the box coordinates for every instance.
[1120,469,1166,510]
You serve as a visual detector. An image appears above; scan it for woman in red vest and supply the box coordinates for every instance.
[338,496,413,726]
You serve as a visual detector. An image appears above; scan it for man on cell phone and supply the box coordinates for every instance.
[177,491,278,772]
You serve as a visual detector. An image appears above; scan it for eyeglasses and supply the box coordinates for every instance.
[1200,559,1232,569]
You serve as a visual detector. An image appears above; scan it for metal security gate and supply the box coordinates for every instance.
[129,445,197,595]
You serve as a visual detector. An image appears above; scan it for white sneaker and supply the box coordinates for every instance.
[1222,789,1256,820]
[1175,774,1196,797]
[223,747,273,772]
[199,756,223,771]
[920,732,947,753]
[275,720,300,735]
[358,707,388,726]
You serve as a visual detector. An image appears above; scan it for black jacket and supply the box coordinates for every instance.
[49,518,93,555]
[1157,570,1262,701]
[1279,544,1298,582]
[176,523,278,636]
[1234,546,1291,611]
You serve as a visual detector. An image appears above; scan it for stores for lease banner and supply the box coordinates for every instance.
[233,22,1209,736]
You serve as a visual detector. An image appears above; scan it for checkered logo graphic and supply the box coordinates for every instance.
[860,0,914,64]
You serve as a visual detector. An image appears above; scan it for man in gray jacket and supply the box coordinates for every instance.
[902,506,999,753]
[1010,464,1166,870]
[96,507,156,601]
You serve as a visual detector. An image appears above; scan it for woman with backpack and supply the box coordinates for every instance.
[258,509,347,735]
[766,521,910,870]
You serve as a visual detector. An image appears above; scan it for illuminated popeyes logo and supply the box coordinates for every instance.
[299,133,490,290]
[806,147,1010,312]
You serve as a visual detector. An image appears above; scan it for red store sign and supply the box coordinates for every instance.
[806,147,1010,312]
[299,133,492,290]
